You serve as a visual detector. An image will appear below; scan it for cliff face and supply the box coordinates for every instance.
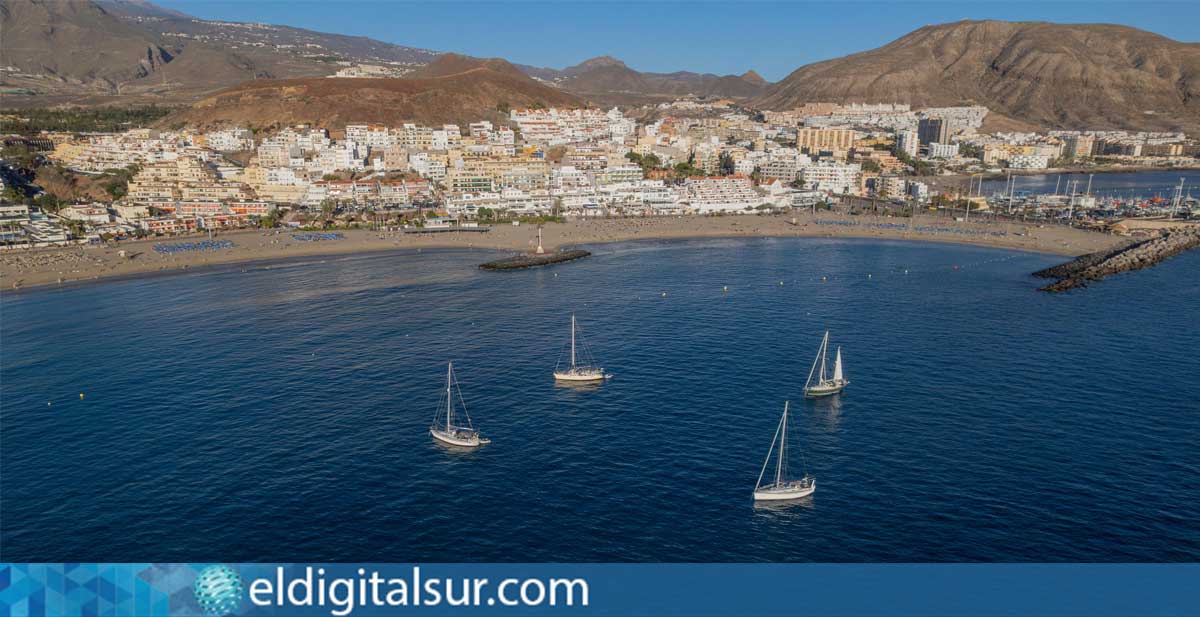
[755,20,1200,132]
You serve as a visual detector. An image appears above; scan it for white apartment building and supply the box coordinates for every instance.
[682,177,761,213]
[445,189,553,217]
[597,164,643,185]
[345,124,394,149]
[800,162,861,195]
[908,181,930,201]
[204,128,255,152]
[1008,154,1050,169]
[759,152,812,182]
[897,130,919,158]
[550,166,591,190]
[927,142,960,159]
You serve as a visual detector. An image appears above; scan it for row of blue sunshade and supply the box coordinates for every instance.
[152,240,235,254]
[292,233,346,242]
[815,219,1008,237]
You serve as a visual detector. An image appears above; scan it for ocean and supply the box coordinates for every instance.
[2,238,1198,562]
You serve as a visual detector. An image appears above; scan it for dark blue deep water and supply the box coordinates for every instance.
[3,238,1199,562]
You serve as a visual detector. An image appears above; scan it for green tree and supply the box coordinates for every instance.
[718,152,736,176]
[891,145,933,176]
[33,193,63,213]
[959,143,984,160]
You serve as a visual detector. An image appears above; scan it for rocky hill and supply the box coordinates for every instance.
[0,0,438,106]
[755,20,1200,132]
[161,57,585,130]
[523,56,768,105]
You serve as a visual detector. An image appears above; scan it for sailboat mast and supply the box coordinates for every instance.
[819,332,828,382]
[775,402,788,486]
[570,314,577,368]
[756,407,785,490]
[446,362,453,431]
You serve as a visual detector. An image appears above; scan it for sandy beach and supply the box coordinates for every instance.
[0,213,1123,291]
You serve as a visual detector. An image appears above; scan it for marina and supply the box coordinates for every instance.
[972,170,1200,227]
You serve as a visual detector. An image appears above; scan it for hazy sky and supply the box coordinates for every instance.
[157,1,1200,81]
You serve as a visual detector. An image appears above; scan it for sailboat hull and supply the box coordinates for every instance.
[430,428,485,448]
[553,369,606,383]
[804,380,848,398]
[753,480,816,501]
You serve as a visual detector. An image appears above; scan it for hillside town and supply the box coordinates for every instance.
[2,100,1199,248]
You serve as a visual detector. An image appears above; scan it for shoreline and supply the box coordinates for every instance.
[0,213,1124,293]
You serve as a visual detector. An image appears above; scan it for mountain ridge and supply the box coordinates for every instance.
[161,55,586,130]
[521,55,769,104]
[755,19,1200,132]
[4,4,1198,133]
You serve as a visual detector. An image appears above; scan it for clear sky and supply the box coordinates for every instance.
[156,1,1200,81]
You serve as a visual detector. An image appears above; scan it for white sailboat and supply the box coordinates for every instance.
[553,314,608,383]
[803,331,848,398]
[753,401,816,501]
[430,362,490,448]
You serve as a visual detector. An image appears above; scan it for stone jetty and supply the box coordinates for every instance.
[479,249,591,271]
[1034,225,1200,292]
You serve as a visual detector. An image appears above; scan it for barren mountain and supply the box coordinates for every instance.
[410,53,530,80]
[755,20,1200,132]
[161,57,585,130]
[523,56,769,105]
[0,0,438,106]
[0,0,173,88]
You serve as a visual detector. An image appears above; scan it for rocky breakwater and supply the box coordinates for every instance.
[1034,225,1200,292]
[479,249,590,271]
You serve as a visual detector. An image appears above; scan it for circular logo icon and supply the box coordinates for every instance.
[193,564,244,616]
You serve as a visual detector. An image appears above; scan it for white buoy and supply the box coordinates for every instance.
[868,273,872,278]
[779,281,784,286]
[661,292,667,298]
[723,286,728,293]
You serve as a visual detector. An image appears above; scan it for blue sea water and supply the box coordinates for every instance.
[2,238,1198,562]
